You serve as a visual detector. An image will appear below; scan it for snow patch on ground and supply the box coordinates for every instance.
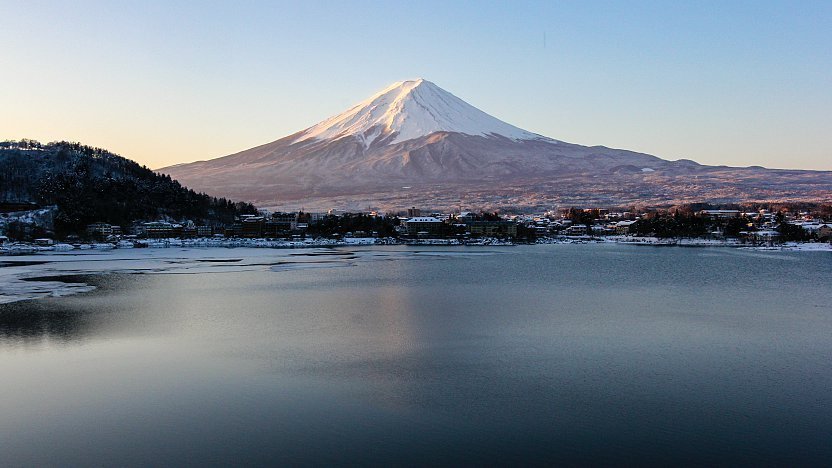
[765,242,832,252]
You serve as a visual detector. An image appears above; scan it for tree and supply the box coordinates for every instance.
[778,222,809,242]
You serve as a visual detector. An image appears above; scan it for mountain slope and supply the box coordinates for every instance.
[161,79,832,210]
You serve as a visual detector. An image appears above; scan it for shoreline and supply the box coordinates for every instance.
[2,235,830,255]
[0,240,829,306]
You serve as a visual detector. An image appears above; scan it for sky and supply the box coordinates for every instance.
[2,0,830,170]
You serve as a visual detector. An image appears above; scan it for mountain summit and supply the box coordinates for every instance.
[295,79,544,146]
[160,80,832,210]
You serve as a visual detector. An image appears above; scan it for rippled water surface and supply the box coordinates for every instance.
[1,245,831,465]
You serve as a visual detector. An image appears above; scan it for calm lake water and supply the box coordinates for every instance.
[1,244,831,465]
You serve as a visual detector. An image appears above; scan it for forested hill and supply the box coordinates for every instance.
[0,140,258,236]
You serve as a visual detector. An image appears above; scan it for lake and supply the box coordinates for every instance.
[1,244,831,465]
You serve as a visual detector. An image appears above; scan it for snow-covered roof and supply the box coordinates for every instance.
[405,217,442,223]
[800,223,832,231]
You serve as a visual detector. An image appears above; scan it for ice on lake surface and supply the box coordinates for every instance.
[1,244,831,465]
[0,246,503,303]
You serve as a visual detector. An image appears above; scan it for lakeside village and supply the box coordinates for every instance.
[2,202,831,254]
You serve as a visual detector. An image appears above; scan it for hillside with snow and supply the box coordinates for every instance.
[160,79,832,211]
[0,140,257,237]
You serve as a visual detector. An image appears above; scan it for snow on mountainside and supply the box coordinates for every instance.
[294,79,547,146]
[159,79,832,211]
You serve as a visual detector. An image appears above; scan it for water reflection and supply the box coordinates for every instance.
[0,273,184,347]
[0,299,91,344]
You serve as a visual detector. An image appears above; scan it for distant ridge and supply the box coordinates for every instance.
[160,80,832,211]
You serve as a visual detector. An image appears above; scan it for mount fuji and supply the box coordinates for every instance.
[160,79,831,210]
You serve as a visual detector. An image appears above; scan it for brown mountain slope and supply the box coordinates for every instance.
[160,79,832,210]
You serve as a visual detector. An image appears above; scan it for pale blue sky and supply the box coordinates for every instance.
[2,0,830,170]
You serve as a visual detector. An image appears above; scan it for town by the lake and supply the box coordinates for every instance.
[2,202,831,254]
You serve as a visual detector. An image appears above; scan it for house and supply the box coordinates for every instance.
[592,225,613,235]
[742,230,780,243]
[405,217,444,237]
[532,224,549,235]
[615,220,638,234]
[801,223,832,240]
[565,224,589,236]
[456,212,477,224]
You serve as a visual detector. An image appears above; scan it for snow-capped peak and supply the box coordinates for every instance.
[294,79,545,146]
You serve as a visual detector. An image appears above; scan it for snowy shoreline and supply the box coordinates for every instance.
[3,235,830,255]
[0,236,511,256]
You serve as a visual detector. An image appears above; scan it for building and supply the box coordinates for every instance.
[456,212,477,224]
[468,221,517,237]
[196,225,213,237]
[593,225,613,235]
[407,207,422,217]
[86,222,113,238]
[267,212,299,234]
[405,217,444,237]
[564,224,589,236]
[181,226,197,238]
[137,221,183,238]
[801,223,832,240]
[239,215,265,238]
[615,220,638,234]
[698,210,740,219]
[741,230,780,244]
[309,212,329,222]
